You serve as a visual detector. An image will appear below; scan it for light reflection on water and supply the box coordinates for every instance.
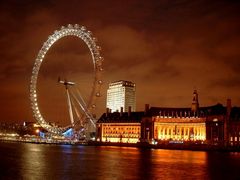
[1,142,240,179]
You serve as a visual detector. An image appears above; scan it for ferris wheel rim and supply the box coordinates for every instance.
[30,24,103,135]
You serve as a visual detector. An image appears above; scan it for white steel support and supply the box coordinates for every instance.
[66,88,74,126]
[70,90,96,128]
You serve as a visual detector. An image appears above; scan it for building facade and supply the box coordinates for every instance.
[98,90,240,146]
[228,107,240,146]
[141,104,227,144]
[145,117,206,142]
[106,80,136,112]
[97,110,143,143]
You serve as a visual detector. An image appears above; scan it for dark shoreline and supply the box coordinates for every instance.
[1,139,240,152]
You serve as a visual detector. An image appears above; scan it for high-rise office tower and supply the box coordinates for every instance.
[106,80,136,112]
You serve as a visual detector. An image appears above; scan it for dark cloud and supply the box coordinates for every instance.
[0,0,240,124]
[210,77,240,89]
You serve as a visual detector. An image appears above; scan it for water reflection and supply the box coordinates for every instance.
[20,144,47,179]
[94,147,208,179]
[206,152,240,180]
[135,149,208,179]
[1,142,240,179]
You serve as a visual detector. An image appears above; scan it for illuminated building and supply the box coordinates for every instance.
[97,105,208,143]
[141,106,222,143]
[141,94,205,142]
[106,80,136,112]
[143,116,206,142]
[228,107,240,146]
[98,90,240,145]
[97,108,142,143]
[141,95,230,144]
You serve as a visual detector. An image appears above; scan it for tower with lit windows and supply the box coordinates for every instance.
[106,80,136,112]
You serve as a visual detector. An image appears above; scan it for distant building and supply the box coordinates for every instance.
[141,104,223,143]
[97,108,142,143]
[97,90,240,145]
[143,90,205,142]
[228,106,240,146]
[106,80,136,112]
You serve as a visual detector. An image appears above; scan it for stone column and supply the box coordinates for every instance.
[184,127,186,140]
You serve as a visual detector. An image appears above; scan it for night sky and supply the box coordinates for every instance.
[0,0,240,125]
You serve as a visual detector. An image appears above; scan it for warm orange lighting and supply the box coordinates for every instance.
[33,123,41,127]
[100,123,141,143]
[154,117,206,141]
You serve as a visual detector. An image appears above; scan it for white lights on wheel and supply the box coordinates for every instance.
[30,24,103,135]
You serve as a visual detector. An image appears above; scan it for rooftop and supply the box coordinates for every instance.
[97,111,144,123]
[97,104,240,123]
[109,80,135,87]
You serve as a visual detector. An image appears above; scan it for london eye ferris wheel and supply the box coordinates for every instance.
[30,24,103,137]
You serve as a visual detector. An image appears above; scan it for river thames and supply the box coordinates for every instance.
[1,142,240,179]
